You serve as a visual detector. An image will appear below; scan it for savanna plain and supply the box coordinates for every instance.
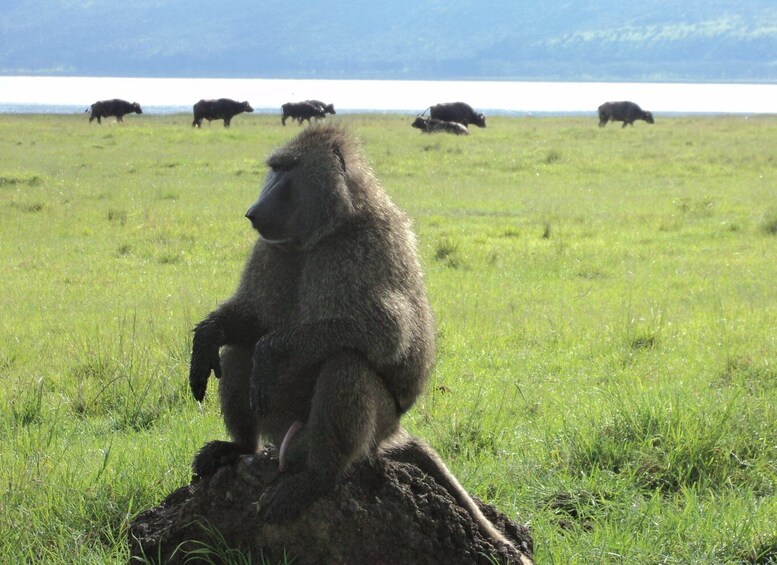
[1,112,776,564]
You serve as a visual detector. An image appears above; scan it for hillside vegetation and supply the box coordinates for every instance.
[0,113,776,563]
[2,1,776,81]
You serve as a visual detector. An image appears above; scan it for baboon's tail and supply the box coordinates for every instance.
[381,431,520,554]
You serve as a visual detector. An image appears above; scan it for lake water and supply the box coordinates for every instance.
[1,76,776,115]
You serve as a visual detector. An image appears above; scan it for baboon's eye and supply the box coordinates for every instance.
[267,155,299,172]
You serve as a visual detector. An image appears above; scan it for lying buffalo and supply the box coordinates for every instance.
[86,99,142,124]
[411,117,468,135]
[281,101,326,125]
[426,102,486,128]
[192,99,253,128]
[598,101,654,127]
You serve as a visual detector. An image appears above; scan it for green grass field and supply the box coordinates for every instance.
[1,112,776,564]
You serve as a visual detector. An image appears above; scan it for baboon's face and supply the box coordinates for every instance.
[246,166,310,246]
[245,137,353,249]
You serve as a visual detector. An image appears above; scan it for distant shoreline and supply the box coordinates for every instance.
[2,77,777,114]
[1,105,767,118]
[0,103,592,116]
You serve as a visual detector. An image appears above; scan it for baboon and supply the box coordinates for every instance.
[188,124,514,548]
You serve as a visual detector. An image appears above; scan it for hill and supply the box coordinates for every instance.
[1,1,776,81]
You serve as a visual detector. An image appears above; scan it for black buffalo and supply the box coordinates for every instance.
[192,98,253,128]
[304,100,336,117]
[281,101,326,125]
[427,102,486,128]
[86,99,142,124]
[598,101,654,128]
[411,116,468,135]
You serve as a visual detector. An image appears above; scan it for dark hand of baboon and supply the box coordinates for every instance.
[189,306,264,401]
[189,318,223,401]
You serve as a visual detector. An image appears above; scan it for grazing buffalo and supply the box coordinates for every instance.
[192,98,253,128]
[304,100,336,117]
[86,99,142,124]
[598,101,654,127]
[411,116,468,135]
[427,102,486,128]
[281,101,326,125]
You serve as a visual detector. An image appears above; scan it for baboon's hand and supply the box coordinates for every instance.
[189,326,222,402]
[250,336,280,415]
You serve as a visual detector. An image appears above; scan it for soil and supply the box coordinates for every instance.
[129,448,534,564]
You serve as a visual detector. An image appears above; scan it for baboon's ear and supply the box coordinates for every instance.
[333,145,347,174]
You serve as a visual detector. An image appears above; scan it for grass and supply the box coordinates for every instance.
[1,112,776,563]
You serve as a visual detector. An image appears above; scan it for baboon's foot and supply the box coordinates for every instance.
[260,471,331,523]
[192,440,253,478]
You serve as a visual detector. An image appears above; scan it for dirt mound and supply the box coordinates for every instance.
[129,448,534,564]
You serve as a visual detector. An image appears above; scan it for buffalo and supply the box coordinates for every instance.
[598,101,654,127]
[86,99,142,124]
[281,101,326,125]
[304,100,336,117]
[192,98,253,128]
[411,116,468,135]
[426,102,486,128]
